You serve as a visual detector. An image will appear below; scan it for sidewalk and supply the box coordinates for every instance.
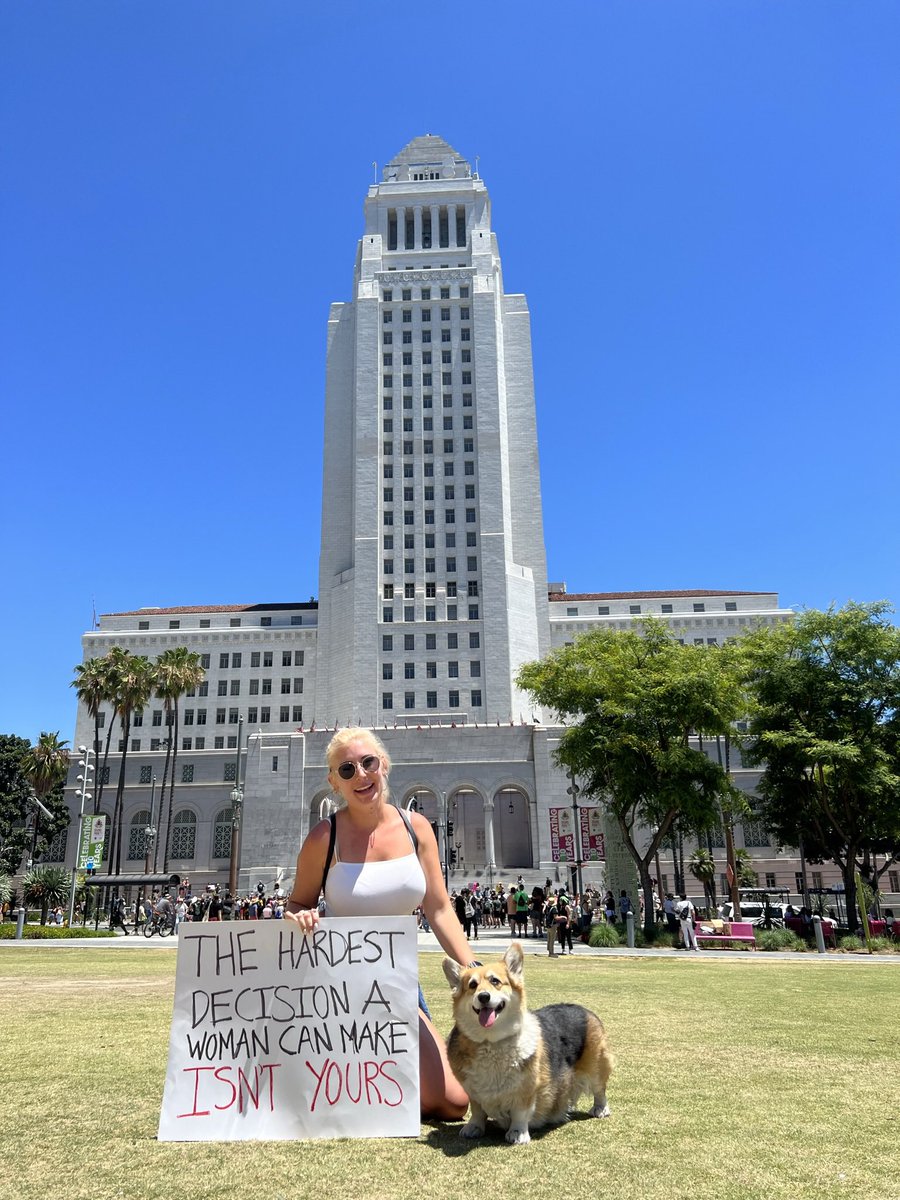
[5,921,898,964]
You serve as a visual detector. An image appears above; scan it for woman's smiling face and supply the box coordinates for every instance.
[328,737,386,808]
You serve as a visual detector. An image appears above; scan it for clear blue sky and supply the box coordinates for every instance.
[2,1,898,744]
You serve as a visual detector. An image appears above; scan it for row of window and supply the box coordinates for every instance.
[384,372,472,390]
[382,631,480,651]
[382,554,478,573]
[382,661,481,680]
[383,328,468,345]
[382,604,479,623]
[384,438,473,457]
[383,306,470,324]
[209,650,304,669]
[382,414,473,433]
[384,485,477,502]
[139,616,308,630]
[382,286,469,302]
[384,509,478,531]
[383,392,473,410]
[383,346,471,368]
[382,690,482,710]
[213,677,303,696]
[569,601,740,617]
[383,580,475,598]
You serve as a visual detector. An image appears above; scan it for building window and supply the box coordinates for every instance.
[661,604,673,613]
[693,603,706,613]
[138,620,149,630]
[598,606,609,615]
[470,661,481,677]
[280,706,290,722]
[469,632,480,648]
[126,810,151,861]
[230,680,240,696]
[213,808,234,859]
[181,764,194,783]
[426,606,436,622]
[404,692,415,710]
[742,813,770,847]
[765,873,777,888]
[139,765,152,784]
[471,690,482,707]
[426,691,437,709]
[171,810,196,860]
[260,707,270,723]
[382,693,393,709]
[247,707,258,723]
[468,605,479,620]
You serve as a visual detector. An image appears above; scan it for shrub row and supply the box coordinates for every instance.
[0,923,116,940]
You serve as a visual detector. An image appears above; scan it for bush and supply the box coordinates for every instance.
[588,923,622,948]
[838,935,865,952]
[756,928,807,953]
[0,923,116,940]
[869,937,899,953]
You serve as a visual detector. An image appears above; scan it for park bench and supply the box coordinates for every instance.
[693,920,756,949]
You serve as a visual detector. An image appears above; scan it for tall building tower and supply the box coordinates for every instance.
[315,135,549,727]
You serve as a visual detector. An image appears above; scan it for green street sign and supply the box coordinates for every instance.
[78,814,107,870]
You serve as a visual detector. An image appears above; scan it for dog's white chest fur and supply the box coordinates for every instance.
[457,1013,541,1113]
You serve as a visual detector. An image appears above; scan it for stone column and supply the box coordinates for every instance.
[413,205,423,251]
[445,204,456,249]
[430,204,440,251]
[396,206,406,251]
[483,794,496,882]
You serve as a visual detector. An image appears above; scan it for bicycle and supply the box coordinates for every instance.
[143,911,176,937]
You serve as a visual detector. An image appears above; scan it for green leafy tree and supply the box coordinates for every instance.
[738,602,900,932]
[156,648,205,872]
[733,848,758,888]
[0,734,35,874]
[22,864,72,925]
[518,620,746,936]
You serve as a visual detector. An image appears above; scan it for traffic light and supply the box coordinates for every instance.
[449,849,457,866]
[447,821,454,838]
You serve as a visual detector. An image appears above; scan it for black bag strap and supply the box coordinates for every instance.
[319,813,338,900]
[398,805,419,853]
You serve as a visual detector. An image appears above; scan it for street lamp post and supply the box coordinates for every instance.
[66,746,94,927]
[566,772,584,898]
[228,718,245,901]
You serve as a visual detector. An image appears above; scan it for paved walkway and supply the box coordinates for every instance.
[4,922,899,964]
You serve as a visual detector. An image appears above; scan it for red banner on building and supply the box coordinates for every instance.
[580,806,606,861]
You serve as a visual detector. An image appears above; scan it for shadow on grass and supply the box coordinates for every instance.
[423,1110,601,1154]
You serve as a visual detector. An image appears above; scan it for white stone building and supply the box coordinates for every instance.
[61,137,815,904]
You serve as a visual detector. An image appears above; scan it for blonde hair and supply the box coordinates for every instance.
[325,727,392,775]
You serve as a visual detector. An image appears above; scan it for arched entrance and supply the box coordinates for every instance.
[495,787,533,869]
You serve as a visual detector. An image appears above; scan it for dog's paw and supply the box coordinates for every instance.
[505,1126,531,1145]
[590,1101,611,1118]
[459,1121,486,1139]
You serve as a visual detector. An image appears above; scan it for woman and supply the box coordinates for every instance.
[286,727,472,1120]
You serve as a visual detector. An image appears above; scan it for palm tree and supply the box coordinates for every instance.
[688,847,717,914]
[71,655,117,811]
[21,732,70,867]
[23,864,71,925]
[156,648,205,871]
[106,653,155,877]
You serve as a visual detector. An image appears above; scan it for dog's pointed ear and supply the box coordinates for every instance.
[443,956,463,992]
[504,941,524,980]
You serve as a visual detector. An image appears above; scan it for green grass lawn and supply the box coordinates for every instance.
[2,948,898,1200]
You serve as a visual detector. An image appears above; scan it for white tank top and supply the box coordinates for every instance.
[324,853,426,918]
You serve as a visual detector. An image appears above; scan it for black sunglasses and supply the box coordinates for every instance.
[336,754,380,781]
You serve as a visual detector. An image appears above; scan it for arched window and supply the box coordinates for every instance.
[213,808,234,860]
[45,826,68,863]
[171,810,196,861]
[127,810,151,861]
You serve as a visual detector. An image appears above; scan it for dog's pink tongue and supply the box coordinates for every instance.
[478,1007,497,1028]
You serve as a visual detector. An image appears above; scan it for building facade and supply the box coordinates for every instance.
[60,137,820,903]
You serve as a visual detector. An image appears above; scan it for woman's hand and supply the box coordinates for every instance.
[284,907,321,933]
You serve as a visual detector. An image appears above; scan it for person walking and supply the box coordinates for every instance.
[678,892,699,951]
[544,892,559,957]
[556,888,575,954]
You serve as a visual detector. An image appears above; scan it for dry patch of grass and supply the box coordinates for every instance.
[1,948,897,1200]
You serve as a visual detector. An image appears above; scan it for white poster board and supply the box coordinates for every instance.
[158,917,420,1141]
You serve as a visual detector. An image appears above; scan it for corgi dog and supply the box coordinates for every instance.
[442,942,612,1144]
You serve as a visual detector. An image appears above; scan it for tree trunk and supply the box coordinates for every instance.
[95,720,116,813]
[164,704,181,872]
[111,713,132,878]
[843,848,859,933]
[156,705,174,874]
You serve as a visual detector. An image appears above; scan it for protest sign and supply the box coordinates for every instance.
[158,916,420,1141]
